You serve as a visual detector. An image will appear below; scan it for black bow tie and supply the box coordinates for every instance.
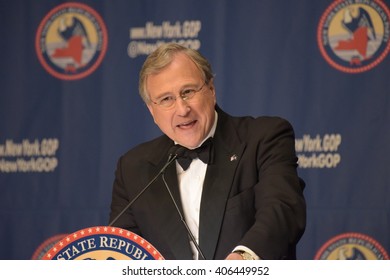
[176,137,213,170]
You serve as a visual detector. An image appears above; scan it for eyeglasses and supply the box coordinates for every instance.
[150,81,207,109]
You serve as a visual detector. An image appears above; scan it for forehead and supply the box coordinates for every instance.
[147,53,202,90]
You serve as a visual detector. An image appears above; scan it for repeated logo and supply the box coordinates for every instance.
[35,3,108,80]
[315,232,389,260]
[31,234,68,259]
[318,0,390,73]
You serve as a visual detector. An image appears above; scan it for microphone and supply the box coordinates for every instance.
[109,144,206,259]
[161,165,207,260]
[109,145,184,227]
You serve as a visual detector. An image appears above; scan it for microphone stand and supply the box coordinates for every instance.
[108,154,178,227]
[162,172,206,260]
[109,145,206,260]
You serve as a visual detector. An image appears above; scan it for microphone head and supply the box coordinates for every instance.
[174,146,186,157]
[167,145,186,161]
[167,145,179,156]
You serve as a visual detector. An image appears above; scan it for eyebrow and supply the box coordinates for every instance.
[154,82,200,99]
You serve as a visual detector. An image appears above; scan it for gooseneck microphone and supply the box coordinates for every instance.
[109,144,206,260]
[161,171,206,260]
[108,145,185,227]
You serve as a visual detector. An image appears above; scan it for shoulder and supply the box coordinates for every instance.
[218,108,295,138]
[238,115,292,130]
[119,134,173,165]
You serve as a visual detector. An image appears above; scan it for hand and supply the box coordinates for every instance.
[225,252,243,260]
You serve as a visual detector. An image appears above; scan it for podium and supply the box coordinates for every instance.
[43,226,164,260]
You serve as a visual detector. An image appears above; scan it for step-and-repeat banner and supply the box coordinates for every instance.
[1,0,389,260]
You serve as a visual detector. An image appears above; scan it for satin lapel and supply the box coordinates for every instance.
[156,163,194,259]
[145,138,193,259]
[198,110,246,259]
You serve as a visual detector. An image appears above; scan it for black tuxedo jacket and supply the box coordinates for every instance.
[109,106,306,260]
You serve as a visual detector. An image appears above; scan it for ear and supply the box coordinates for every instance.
[208,78,217,104]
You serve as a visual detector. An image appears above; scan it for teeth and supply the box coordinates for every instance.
[179,121,193,126]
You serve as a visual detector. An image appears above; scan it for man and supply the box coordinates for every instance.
[109,43,306,260]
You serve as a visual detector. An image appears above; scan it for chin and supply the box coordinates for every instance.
[177,139,201,149]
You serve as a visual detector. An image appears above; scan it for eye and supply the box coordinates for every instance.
[159,95,175,105]
[181,88,196,97]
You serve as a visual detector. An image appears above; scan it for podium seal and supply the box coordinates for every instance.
[315,232,389,260]
[43,226,164,260]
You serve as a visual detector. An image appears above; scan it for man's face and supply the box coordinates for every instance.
[146,53,216,149]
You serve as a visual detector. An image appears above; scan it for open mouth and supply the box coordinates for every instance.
[177,120,197,129]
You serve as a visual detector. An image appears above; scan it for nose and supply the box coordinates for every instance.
[175,97,190,116]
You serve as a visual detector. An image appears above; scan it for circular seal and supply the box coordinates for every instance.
[31,234,68,260]
[317,0,390,73]
[35,3,108,80]
[315,232,389,260]
[42,226,164,260]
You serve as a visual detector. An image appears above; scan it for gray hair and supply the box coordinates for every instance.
[139,43,214,103]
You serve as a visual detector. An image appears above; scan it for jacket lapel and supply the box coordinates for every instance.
[160,163,194,259]
[198,109,246,259]
[146,140,193,259]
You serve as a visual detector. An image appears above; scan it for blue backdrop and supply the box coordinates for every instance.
[1,0,389,260]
